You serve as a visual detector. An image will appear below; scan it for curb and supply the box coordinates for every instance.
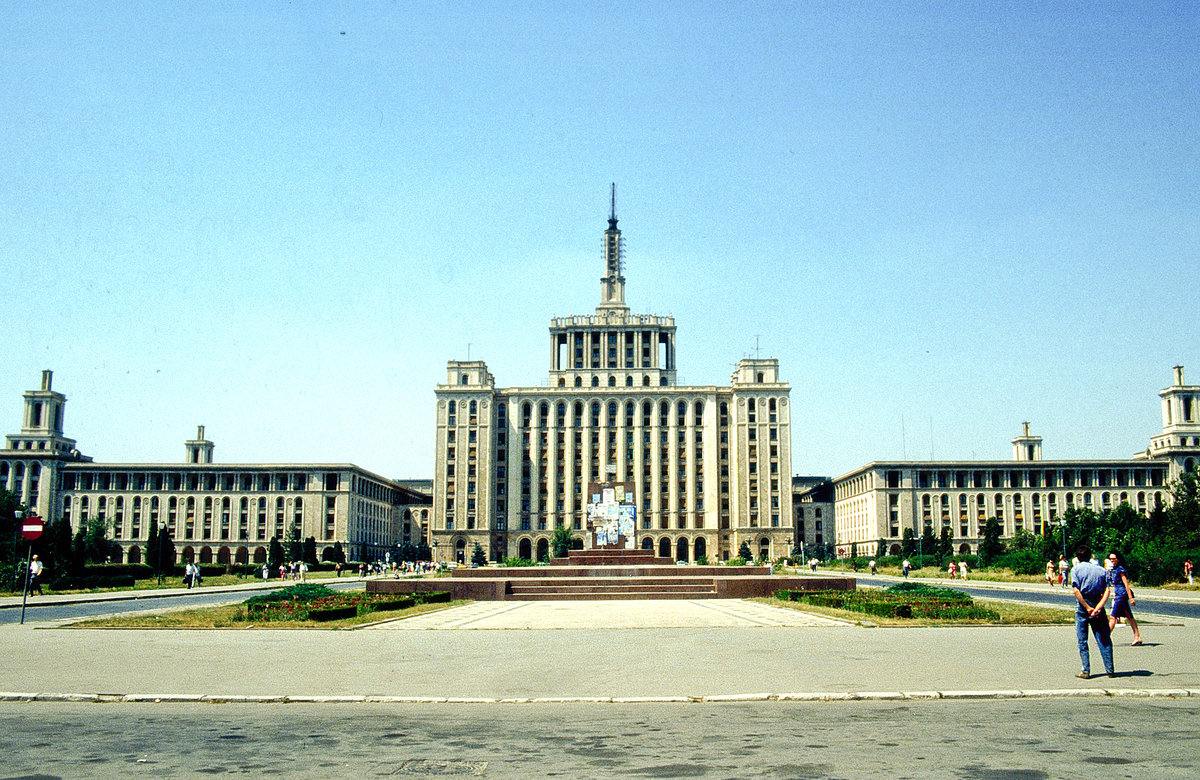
[3,689,1199,704]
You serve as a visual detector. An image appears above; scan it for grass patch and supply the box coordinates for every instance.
[766,584,1073,626]
[65,588,463,629]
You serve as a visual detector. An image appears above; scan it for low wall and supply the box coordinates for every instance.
[369,575,855,601]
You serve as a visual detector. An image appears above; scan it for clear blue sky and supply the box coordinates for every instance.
[3,3,1197,480]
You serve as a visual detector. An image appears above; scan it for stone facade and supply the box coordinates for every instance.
[833,366,1200,557]
[432,197,795,564]
[1,374,431,564]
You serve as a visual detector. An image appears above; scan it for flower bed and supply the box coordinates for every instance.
[775,584,1000,621]
[241,585,450,623]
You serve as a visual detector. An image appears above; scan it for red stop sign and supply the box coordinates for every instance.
[21,516,43,541]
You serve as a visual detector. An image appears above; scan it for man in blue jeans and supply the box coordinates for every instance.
[1070,542,1114,679]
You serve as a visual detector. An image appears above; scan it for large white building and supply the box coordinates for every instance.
[1,371,431,565]
[432,195,795,564]
[833,366,1200,557]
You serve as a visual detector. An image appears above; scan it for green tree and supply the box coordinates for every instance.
[43,517,78,581]
[938,527,953,562]
[331,540,347,564]
[74,516,117,565]
[158,526,175,573]
[146,522,160,572]
[471,542,487,566]
[920,523,936,563]
[551,523,574,558]
[268,537,285,569]
[302,536,318,565]
[979,517,1004,567]
[286,526,303,562]
[1008,528,1040,555]
[738,540,752,561]
[0,488,20,565]
[877,538,888,559]
[1165,470,1200,550]
[901,527,916,558]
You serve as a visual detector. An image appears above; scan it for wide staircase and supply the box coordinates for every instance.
[368,548,853,601]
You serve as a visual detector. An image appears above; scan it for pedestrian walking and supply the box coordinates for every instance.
[902,558,910,577]
[1185,558,1194,585]
[1106,551,1143,646]
[1046,560,1056,587]
[948,560,957,579]
[26,554,44,596]
[959,560,968,580]
[1070,543,1114,679]
[868,559,876,575]
[1058,555,1070,587]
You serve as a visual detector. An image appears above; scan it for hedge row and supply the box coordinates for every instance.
[775,587,1000,621]
[243,586,451,623]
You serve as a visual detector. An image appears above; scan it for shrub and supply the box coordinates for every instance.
[991,550,1043,576]
[370,597,416,612]
[309,606,357,622]
[778,585,995,621]
[244,583,335,605]
[80,564,155,581]
[885,582,972,602]
[503,556,535,567]
[49,575,136,590]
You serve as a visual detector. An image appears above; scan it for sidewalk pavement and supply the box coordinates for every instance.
[2,596,1198,704]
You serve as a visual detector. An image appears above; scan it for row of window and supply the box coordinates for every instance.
[58,470,342,494]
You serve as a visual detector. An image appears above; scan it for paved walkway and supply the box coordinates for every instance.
[3,594,1199,703]
[376,599,851,630]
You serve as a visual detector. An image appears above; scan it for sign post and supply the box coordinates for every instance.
[19,515,44,625]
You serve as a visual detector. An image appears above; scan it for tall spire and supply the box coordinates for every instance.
[599,183,627,310]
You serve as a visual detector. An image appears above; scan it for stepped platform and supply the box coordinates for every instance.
[367,549,854,601]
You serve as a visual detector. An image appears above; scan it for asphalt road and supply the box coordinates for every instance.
[0,580,364,626]
[2,699,1197,779]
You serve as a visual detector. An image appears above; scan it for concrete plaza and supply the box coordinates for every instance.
[2,595,1199,702]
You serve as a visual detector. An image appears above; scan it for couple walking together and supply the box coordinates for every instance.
[1071,544,1143,679]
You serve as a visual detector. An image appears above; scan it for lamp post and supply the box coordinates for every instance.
[432,539,439,567]
[1058,515,1068,564]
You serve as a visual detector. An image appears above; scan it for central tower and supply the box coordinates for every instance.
[599,183,627,311]
[549,184,677,389]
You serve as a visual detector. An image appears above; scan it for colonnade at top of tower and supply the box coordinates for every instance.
[548,323,677,388]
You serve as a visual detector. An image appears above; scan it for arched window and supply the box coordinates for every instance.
[591,377,600,387]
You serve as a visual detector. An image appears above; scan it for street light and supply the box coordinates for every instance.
[1057,515,1068,564]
